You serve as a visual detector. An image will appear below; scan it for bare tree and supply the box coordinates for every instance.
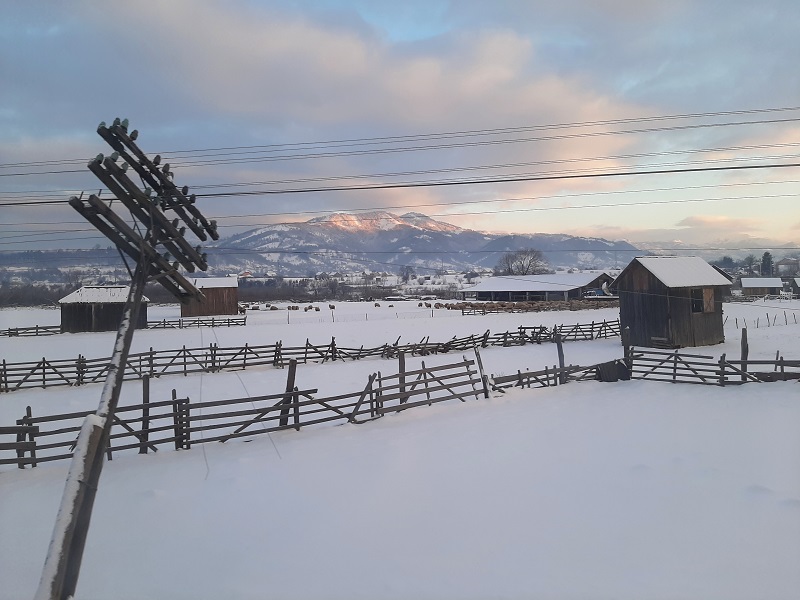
[495,248,549,275]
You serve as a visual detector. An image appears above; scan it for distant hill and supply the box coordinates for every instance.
[208,211,642,275]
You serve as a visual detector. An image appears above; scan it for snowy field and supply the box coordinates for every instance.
[1,299,799,599]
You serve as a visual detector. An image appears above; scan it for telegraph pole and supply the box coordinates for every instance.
[35,118,219,600]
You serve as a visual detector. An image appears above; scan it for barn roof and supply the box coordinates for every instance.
[188,277,238,289]
[59,286,150,304]
[740,277,784,288]
[464,272,609,293]
[622,256,731,288]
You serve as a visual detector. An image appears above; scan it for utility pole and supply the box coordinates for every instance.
[35,118,219,600]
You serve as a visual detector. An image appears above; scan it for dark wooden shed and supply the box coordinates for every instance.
[616,257,731,348]
[59,286,148,333]
[181,277,239,317]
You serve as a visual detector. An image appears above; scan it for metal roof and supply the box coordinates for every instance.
[627,256,731,288]
[740,277,784,288]
[59,286,150,304]
[463,272,608,293]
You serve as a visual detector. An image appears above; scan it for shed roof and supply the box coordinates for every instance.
[740,277,784,288]
[623,256,731,288]
[464,272,609,293]
[188,277,238,289]
[59,286,150,304]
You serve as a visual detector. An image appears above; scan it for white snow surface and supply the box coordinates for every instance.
[627,256,732,288]
[1,300,800,599]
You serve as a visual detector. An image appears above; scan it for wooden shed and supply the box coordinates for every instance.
[616,256,731,348]
[59,286,148,333]
[181,277,239,317]
[462,272,615,302]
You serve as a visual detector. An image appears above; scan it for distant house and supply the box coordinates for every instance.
[461,272,614,302]
[775,258,799,276]
[59,285,149,333]
[616,256,731,348]
[181,277,239,317]
[740,277,784,297]
[790,278,800,295]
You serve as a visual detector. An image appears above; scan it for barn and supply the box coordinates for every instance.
[461,272,615,302]
[740,277,784,297]
[59,286,149,333]
[616,256,731,348]
[180,277,239,317]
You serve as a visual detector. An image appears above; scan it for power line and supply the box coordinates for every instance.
[2,159,799,207]
[3,104,799,169]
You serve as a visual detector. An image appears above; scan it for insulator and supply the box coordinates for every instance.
[130,129,138,140]
[121,118,129,130]
[181,185,189,195]
[109,152,119,162]
[162,163,170,173]
[97,121,106,129]
[121,163,129,172]
[179,226,186,236]
[172,219,179,228]
[201,252,208,263]
[172,262,180,270]
[189,194,196,204]
[92,153,104,164]
[144,188,152,197]
[153,155,161,166]
[113,117,121,126]
[195,245,201,253]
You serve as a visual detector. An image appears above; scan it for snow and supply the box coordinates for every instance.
[188,276,238,289]
[464,272,609,293]
[741,277,784,289]
[58,285,148,304]
[1,300,799,599]
[627,256,732,288]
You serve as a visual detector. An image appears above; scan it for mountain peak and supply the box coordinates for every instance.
[307,211,464,233]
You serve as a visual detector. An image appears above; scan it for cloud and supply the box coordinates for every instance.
[675,215,761,232]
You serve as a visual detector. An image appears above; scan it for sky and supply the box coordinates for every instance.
[1,0,799,253]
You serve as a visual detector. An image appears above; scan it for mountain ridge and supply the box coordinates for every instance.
[210,211,641,275]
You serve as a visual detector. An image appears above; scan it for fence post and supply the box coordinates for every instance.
[279,359,298,427]
[718,353,726,386]
[740,328,749,383]
[555,333,566,384]
[20,406,37,468]
[398,352,408,404]
[1,358,7,393]
[140,375,150,454]
[292,386,301,431]
[473,346,490,399]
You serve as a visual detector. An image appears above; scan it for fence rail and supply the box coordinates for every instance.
[5,356,490,468]
[628,348,800,385]
[0,320,621,393]
[0,325,61,337]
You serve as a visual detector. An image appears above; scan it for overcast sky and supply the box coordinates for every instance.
[2,0,799,252]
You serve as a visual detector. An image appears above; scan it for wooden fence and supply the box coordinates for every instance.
[146,316,247,329]
[4,355,489,468]
[0,317,246,338]
[628,348,800,385]
[0,325,61,337]
[0,320,621,393]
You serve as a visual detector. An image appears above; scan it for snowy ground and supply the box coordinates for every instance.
[1,300,799,599]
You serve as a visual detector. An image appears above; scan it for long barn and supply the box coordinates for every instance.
[461,272,615,302]
[616,256,731,348]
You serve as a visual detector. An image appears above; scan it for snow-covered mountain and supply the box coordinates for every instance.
[209,211,641,275]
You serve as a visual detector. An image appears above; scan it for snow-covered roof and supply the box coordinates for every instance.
[59,286,150,304]
[464,272,608,293]
[189,276,238,289]
[626,256,731,288]
[740,277,784,288]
